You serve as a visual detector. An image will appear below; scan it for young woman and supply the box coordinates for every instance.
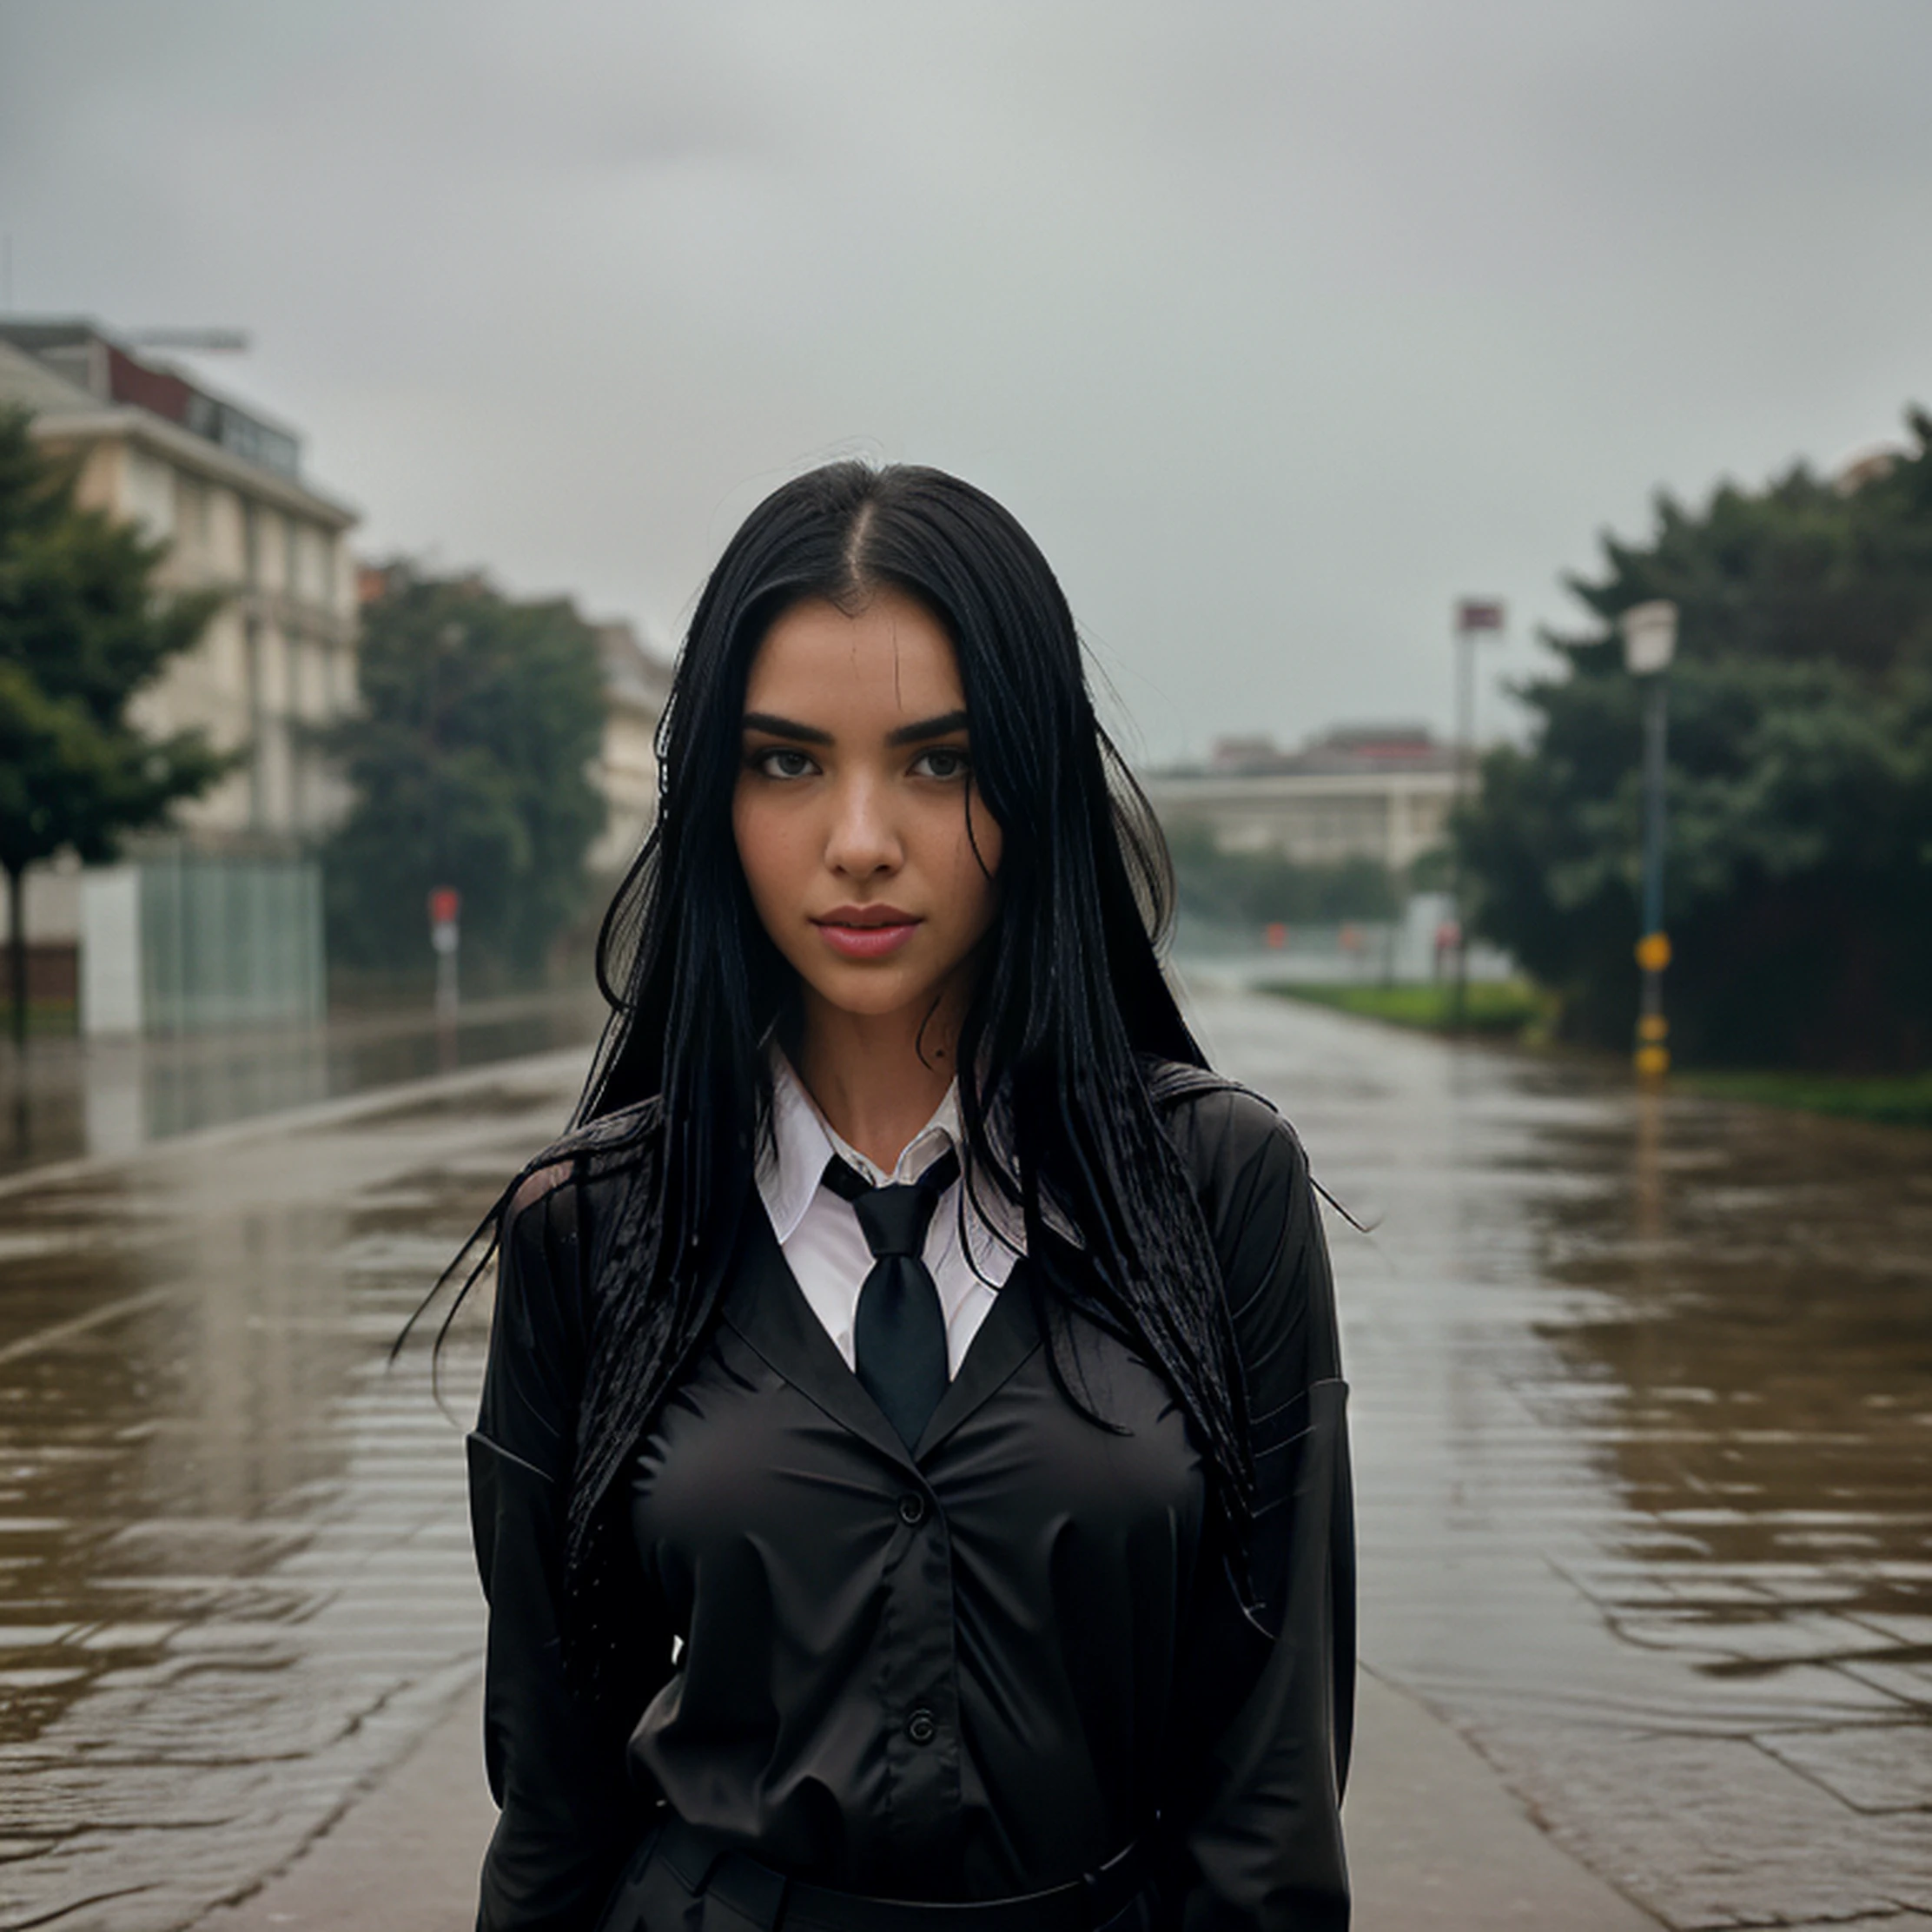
[466,462,1353,1932]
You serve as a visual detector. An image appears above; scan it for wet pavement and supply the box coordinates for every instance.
[0,983,1925,1929]
[0,1055,579,1931]
[0,989,606,1180]
[1183,980,1932,1929]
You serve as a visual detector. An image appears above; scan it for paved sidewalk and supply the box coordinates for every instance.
[11,989,1925,1929]
[199,1670,1664,1930]
[195,1682,494,1931]
[1346,1673,1660,1929]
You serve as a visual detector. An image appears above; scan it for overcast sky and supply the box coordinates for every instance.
[3,1,1929,761]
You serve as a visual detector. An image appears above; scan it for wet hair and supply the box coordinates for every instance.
[501,462,1250,1665]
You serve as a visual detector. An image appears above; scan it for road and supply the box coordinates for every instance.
[0,989,606,1180]
[0,982,1926,1929]
[1188,978,1932,1929]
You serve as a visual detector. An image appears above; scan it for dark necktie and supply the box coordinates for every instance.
[821,1148,960,1448]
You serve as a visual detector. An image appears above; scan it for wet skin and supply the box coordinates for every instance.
[732,588,1002,1169]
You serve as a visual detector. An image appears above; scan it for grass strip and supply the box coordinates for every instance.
[1266,983,1932,1129]
[1671,1069,1932,1131]
[1259,979,1552,1037]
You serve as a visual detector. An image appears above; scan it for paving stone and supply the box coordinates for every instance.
[1755,1724,1932,1813]
[1461,1722,1929,1927]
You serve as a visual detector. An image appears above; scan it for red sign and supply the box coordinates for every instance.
[1457,599,1505,632]
[427,887,461,927]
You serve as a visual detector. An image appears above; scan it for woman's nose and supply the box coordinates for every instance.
[824,776,902,877]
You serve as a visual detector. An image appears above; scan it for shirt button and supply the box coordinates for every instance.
[897,1493,927,1525]
[906,1708,937,1745]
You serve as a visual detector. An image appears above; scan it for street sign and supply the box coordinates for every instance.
[1456,599,1505,632]
[427,886,460,1015]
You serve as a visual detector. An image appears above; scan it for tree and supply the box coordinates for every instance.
[1458,408,1932,1069]
[323,566,607,982]
[1166,818,1399,928]
[0,407,228,1043]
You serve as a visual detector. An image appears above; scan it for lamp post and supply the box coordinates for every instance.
[1620,599,1677,1078]
[1450,598,1505,1027]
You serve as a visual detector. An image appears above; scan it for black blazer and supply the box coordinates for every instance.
[468,1070,1353,1931]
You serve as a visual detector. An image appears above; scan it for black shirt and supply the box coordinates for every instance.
[469,1074,1353,1930]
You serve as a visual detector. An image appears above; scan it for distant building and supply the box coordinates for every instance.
[1832,445,1901,496]
[0,319,361,1033]
[587,621,674,876]
[1141,724,1459,872]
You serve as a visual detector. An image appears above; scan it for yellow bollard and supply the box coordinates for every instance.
[1634,934,1671,1078]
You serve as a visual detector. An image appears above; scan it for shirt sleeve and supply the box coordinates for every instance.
[469,1168,672,1931]
[1159,1086,1354,1932]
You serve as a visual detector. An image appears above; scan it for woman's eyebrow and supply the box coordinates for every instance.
[741,711,833,744]
[886,709,970,747]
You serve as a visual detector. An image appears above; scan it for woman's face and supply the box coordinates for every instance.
[732,587,1002,1029]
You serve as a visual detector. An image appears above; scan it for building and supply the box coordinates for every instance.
[0,319,361,1033]
[1141,724,1459,873]
[587,620,674,877]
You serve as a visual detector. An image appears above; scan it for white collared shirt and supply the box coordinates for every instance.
[757,1051,1022,1377]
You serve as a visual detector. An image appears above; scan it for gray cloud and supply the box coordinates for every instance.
[3,0,1929,758]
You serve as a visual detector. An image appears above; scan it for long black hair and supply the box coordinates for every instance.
[533,462,1252,1661]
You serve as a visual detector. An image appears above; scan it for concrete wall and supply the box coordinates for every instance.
[79,853,326,1037]
[0,864,82,944]
[80,867,142,1035]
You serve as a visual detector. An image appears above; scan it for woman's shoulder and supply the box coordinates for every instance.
[500,1095,667,1227]
[1142,1058,1339,1389]
[1143,1057,1310,1206]
[486,1096,665,1375]
[492,1095,666,1345]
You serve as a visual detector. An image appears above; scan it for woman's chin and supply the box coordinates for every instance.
[811,982,923,1022]
[797,963,941,1026]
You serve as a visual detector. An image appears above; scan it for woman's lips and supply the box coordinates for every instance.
[813,912,921,960]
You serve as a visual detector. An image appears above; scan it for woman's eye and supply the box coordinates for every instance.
[912,747,971,780]
[756,748,817,779]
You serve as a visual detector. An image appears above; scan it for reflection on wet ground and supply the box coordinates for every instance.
[0,989,606,1179]
[0,985,1925,1929]
[0,1055,585,1929]
[1186,982,1932,1929]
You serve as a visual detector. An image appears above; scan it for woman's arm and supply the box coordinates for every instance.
[470,1165,672,1932]
[1157,1082,1354,1932]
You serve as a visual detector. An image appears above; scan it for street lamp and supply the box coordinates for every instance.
[1450,598,1505,1026]
[1620,599,1677,1078]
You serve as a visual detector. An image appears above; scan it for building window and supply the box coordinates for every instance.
[172,474,208,560]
